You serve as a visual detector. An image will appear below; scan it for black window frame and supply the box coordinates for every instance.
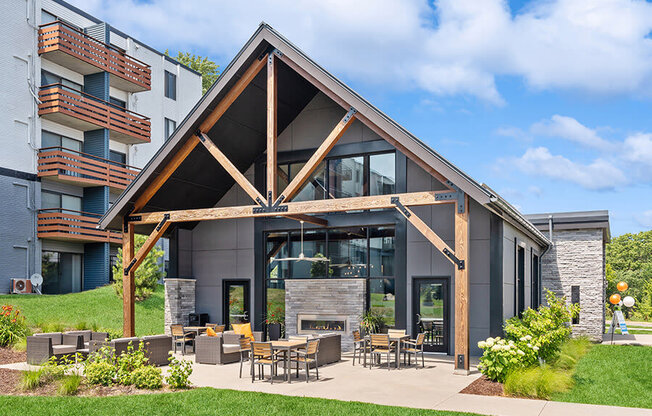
[164,70,177,100]
[164,117,177,141]
[571,285,580,324]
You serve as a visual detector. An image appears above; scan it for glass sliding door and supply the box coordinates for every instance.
[223,280,250,329]
[42,251,83,294]
[413,278,449,353]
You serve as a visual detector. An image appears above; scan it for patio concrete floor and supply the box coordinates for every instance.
[2,352,650,416]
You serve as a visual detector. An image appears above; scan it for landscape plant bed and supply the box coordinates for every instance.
[0,368,188,397]
[459,375,504,397]
[0,348,26,365]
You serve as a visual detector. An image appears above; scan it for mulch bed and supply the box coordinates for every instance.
[0,348,26,365]
[460,375,504,397]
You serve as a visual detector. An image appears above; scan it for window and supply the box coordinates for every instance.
[41,70,82,92]
[532,254,540,308]
[41,10,57,24]
[165,118,177,140]
[571,285,580,324]
[369,278,395,327]
[41,191,82,213]
[109,97,126,108]
[41,130,82,152]
[328,156,364,199]
[369,153,396,195]
[42,251,82,294]
[289,229,326,278]
[164,70,176,100]
[328,227,367,278]
[109,150,126,165]
[516,244,525,316]
[369,226,395,276]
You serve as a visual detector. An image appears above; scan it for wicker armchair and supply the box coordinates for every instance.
[26,333,84,364]
[290,339,320,382]
[142,335,173,366]
[369,334,395,370]
[401,333,426,368]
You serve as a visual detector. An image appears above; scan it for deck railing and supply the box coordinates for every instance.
[38,21,151,90]
[38,84,151,143]
[37,208,122,244]
[38,147,141,190]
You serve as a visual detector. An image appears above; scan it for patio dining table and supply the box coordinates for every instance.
[269,339,307,383]
[364,334,410,368]
[184,326,208,336]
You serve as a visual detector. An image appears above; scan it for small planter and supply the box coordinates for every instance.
[267,323,281,341]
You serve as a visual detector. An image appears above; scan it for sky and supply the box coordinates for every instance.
[68,0,652,237]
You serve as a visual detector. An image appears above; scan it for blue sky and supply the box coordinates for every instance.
[71,0,652,236]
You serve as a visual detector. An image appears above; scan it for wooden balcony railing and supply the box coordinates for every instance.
[37,209,122,244]
[39,84,151,144]
[38,21,151,91]
[38,147,141,190]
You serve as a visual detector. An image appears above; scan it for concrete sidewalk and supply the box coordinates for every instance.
[602,333,652,346]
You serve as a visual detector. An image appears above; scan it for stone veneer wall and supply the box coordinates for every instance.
[541,229,605,340]
[164,278,196,335]
[285,279,366,351]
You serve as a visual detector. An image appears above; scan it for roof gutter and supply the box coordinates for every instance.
[489,196,551,247]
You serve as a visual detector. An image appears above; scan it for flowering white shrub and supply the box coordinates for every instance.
[477,336,540,383]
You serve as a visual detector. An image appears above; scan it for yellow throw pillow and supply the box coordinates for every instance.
[232,323,254,342]
[206,327,217,337]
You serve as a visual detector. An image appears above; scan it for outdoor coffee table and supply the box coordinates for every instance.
[270,339,307,383]
[364,334,410,368]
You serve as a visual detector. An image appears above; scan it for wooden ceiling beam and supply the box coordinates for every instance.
[277,107,357,204]
[266,52,278,201]
[127,191,453,225]
[285,214,328,227]
[198,132,265,205]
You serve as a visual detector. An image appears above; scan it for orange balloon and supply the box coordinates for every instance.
[610,294,621,305]
[617,281,628,292]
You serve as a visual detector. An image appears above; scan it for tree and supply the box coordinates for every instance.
[165,50,220,95]
[112,234,164,301]
[606,230,652,320]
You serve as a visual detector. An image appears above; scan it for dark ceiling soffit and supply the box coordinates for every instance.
[100,23,546,247]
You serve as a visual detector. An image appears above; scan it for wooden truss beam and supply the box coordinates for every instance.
[277,108,357,204]
[199,54,268,133]
[126,191,453,225]
[122,222,135,337]
[454,194,470,373]
[132,135,199,213]
[197,132,265,204]
[266,52,278,200]
[124,215,171,280]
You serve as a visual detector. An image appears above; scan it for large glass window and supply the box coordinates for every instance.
[42,251,82,294]
[369,278,395,327]
[289,229,326,278]
[41,70,82,92]
[41,130,82,152]
[328,156,364,198]
[369,226,395,276]
[41,191,82,213]
[369,153,396,195]
[266,279,285,326]
[328,227,367,277]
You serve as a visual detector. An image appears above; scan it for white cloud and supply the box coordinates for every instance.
[65,0,652,104]
[623,133,652,167]
[635,210,652,228]
[530,115,612,150]
[494,126,531,141]
[513,147,626,190]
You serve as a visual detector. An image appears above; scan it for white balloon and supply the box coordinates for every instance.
[623,296,636,308]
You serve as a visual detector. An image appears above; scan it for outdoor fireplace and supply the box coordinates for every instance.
[297,314,348,334]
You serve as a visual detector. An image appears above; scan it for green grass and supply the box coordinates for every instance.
[0,387,480,416]
[553,345,652,409]
[0,285,164,336]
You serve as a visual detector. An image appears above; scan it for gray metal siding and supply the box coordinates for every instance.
[83,242,109,290]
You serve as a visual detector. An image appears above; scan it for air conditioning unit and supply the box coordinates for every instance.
[11,278,32,294]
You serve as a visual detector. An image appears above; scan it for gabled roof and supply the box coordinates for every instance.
[100,23,549,247]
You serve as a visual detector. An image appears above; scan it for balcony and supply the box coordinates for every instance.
[39,84,151,144]
[38,147,141,191]
[37,209,122,244]
[38,21,151,92]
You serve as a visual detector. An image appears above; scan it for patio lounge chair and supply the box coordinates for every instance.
[195,330,262,365]
[291,339,320,382]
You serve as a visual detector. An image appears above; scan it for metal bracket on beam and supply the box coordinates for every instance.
[391,196,411,218]
[444,180,465,214]
[155,213,170,231]
[343,107,357,124]
[443,247,465,270]
[126,215,142,223]
[124,258,137,276]
[197,131,206,142]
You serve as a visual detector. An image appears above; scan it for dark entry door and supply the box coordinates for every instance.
[413,278,449,353]
[223,280,250,329]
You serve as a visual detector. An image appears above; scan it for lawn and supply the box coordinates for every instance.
[0,285,164,336]
[553,344,652,409]
[0,388,480,416]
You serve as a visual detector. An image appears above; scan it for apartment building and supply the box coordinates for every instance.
[0,0,202,294]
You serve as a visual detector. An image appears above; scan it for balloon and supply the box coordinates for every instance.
[617,281,628,292]
[609,294,621,305]
[623,296,635,308]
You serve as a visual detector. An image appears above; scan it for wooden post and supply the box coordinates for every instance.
[266,52,277,200]
[454,193,470,373]
[122,221,135,337]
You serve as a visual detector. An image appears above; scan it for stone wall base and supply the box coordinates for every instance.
[164,278,196,335]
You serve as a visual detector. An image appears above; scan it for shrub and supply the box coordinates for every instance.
[360,309,385,334]
[165,354,193,389]
[116,341,148,385]
[477,337,539,383]
[0,305,28,347]
[59,375,82,396]
[85,361,115,386]
[131,366,163,390]
[101,327,123,341]
[504,365,574,399]
[21,369,45,390]
[112,234,164,301]
[554,337,591,370]
[504,290,579,362]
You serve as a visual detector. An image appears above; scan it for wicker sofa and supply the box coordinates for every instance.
[88,335,172,367]
[26,332,85,364]
[195,330,262,365]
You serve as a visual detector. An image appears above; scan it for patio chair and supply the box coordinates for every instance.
[369,334,394,370]
[250,342,280,384]
[291,339,320,382]
[238,336,252,378]
[351,330,367,366]
[401,333,426,368]
[171,324,194,355]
